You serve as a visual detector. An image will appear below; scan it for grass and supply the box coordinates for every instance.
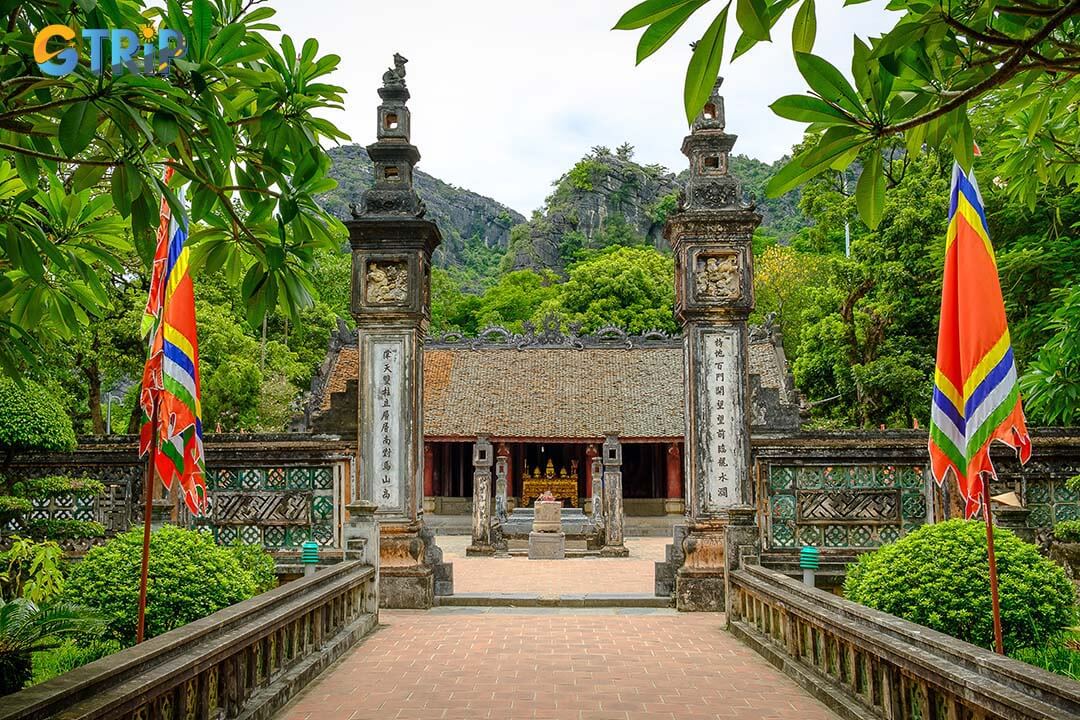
[1012,629,1080,680]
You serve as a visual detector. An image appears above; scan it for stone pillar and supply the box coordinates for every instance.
[668,78,761,612]
[665,442,684,515]
[422,443,435,514]
[494,443,510,522]
[600,434,629,557]
[467,436,495,556]
[343,500,381,615]
[348,54,451,608]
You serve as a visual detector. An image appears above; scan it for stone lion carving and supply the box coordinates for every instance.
[366,261,408,304]
[382,53,407,87]
[694,254,740,301]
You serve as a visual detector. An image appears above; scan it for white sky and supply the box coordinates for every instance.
[270,0,897,215]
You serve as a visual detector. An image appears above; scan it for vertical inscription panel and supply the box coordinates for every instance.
[366,337,406,513]
[699,327,746,513]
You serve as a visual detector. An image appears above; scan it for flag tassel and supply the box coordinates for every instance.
[982,481,1005,655]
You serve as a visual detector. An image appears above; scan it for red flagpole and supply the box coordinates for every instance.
[982,481,1005,654]
[136,401,157,644]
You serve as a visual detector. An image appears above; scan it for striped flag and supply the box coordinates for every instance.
[139,167,208,515]
[929,161,1031,519]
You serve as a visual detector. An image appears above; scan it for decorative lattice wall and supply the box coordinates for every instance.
[765,463,928,549]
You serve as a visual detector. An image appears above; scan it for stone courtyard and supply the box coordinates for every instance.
[276,609,840,720]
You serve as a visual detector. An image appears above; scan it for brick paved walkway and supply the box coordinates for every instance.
[438,536,667,595]
[277,609,839,720]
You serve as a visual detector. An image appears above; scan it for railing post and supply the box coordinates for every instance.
[344,499,380,615]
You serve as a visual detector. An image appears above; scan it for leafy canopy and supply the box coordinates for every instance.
[0,0,348,376]
[615,0,1080,227]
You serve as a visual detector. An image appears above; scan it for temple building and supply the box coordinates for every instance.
[303,316,799,516]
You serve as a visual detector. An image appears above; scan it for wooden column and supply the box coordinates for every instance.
[665,442,684,515]
[422,443,435,514]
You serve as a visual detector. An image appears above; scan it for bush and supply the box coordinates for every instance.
[0,378,77,465]
[11,476,104,499]
[1055,520,1080,544]
[226,543,278,594]
[31,638,121,685]
[23,519,105,541]
[844,519,1076,653]
[64,526,257,645]
[0,496,31,519]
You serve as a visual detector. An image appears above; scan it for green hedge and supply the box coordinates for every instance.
[64,526,257,645]
[0,378,76,459]
[1054,520,1080,544]
[226,543,278,594]
[844,519,1076,653]
[23,519,105,541]
[11,476,105,499]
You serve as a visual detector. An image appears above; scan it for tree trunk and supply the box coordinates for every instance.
[85,363,104,435]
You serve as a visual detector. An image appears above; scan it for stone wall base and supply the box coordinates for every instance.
[600,544,630,557]
[465,543,495,557]
[379,567,434,609]
[664,499,685,515]
[529,532,566,559]
[676,571,725,612]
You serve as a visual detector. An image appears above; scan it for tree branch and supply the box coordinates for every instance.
[883,0,1080,136]
[0,142,123,167]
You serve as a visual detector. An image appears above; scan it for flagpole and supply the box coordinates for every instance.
[982,480,1005,654]
[136,400,157,644]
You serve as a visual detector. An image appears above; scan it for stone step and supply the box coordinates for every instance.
[433,592,674,608]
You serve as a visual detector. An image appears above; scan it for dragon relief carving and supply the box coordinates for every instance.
[365,261,408,304]
[694,254,741,301]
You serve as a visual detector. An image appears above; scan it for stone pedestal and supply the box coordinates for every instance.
[349,54,450,608]
[343,500,381,615]
[528,532,566,559]
[529,500,566,559]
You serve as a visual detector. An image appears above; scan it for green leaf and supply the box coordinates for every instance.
[152,112,179,146]
[191,0,213,59]
[636,0,710,65]
[684,4,730,125]
[58,102,98,157]
[794,52,865,117]
[951,106,973,172]
[770,94,853,125]
[855,150,884,229]
[736,0,770,42]
[791,0,816,53]
[1027,98,1049,143]
[765,126,863,196]
[614,0,695,30]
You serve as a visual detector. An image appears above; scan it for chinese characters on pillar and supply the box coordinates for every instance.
[702,328,742,512]
[370,340,404,511]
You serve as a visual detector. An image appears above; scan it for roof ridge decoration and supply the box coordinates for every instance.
[426,313,680,350]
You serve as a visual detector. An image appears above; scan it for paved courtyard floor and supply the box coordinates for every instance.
[278,608,839,720]
[437,535,667,595]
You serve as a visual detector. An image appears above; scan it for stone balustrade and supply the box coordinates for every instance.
[728,563,1080,720]
[0,559,377,720]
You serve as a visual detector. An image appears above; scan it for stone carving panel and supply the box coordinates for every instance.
[700,327,744,511]
[365,261,408,304]
[367,339,405,511]
[796,490,901,525]
[694,253,740,302]
[211,491,311,526]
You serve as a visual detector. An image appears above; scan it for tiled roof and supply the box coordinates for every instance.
[316,341,794,440]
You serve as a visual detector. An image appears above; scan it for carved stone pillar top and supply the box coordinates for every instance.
[473,436,493,468]
[602,434,622,468]
[496,442,510,458]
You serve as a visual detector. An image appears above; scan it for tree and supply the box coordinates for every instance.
[792,149,949,427]
[1019,285,1080,425]
[615,0,1080,226]
[0,377,77,488]
[473,270,561,331]
[540,246,677,334]
[0,0,349,376]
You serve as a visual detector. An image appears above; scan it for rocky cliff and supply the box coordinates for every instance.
[505,146,806,273]
[319,144,526,267]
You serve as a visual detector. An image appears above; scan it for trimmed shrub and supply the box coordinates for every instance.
[64,526,256,645]
[226,543,278,594]
[844,519,1076,653]
[0,496,31,520]
[0,378,76,466]
[23,519,105,541]
[11,476,104,498]
[1055,520,1080,544]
